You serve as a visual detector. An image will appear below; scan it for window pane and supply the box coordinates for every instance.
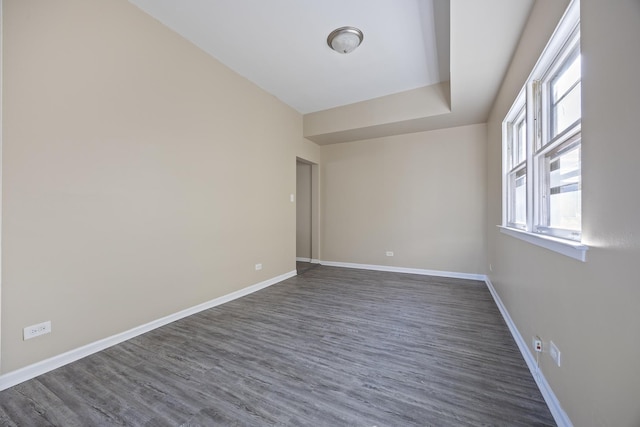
[553,82,581,136]
[512,168,526,225]
[510,112,526,168]
[552,54,580,100]
[548,144,581,230]
[551,53,581,137]
[517,120,526,164]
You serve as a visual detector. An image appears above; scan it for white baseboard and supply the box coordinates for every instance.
[296,257,311,262]
[0,270,297,392]
[319,260,486,281]
[484,277,573,427]
[310,258,320,264]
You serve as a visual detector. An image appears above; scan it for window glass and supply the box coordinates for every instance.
[548,143,581,230]
[517,119,526,164]
[509,109,527,169]
[551,53,581,137]
[514,169,527,226]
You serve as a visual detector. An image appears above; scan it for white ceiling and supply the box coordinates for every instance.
[128,0,533,144]
[128,0,450,114]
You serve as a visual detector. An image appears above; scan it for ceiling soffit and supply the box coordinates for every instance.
[305,0,534,145]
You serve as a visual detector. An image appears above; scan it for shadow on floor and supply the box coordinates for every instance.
[296,261,319,275]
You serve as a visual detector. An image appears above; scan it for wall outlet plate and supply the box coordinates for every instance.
[533,337,542,352]
[24,321,52,340]
[386,251,394,257]
[255,263,262,271]
[549,341,561,367]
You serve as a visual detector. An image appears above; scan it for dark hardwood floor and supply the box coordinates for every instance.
[296,261,318,275]
[0,266,555,426]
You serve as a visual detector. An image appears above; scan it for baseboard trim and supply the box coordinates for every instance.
[310,258,320,264]
[0,270,297,392]
[296,257,311,262]
[319,260,486,281]
[484,277,573,427]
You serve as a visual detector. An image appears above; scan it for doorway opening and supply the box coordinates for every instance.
[296,158,319,274]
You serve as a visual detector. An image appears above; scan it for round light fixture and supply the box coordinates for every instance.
[327,26,364,54]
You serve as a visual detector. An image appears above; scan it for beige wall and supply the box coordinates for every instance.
[0,0,317,373]
[487,1,640,426]
[321,124,487,274]
[5,2,639,425]
[296,162,312,259]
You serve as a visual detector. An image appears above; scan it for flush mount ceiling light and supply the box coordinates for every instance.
[327,26,364,54]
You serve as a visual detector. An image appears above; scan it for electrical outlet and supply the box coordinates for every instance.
[533,337,542,353]
[255,263,262,271]
[24,321,52,340]
[386,251,394,257]
[549,341,561,367]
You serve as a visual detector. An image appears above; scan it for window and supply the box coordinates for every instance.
[506,102,527,229]
[502,0,586,258]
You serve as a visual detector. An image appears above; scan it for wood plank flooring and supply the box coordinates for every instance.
[0,266,555,426]
[296,261,318,275]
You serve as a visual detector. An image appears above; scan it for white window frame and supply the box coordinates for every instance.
[500,0,588,262]
[505,95,527,230]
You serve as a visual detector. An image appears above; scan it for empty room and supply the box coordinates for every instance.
[0,0,638,426]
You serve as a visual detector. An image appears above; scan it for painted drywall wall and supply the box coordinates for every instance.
[321,124,487,274]
[1,0,318,373]
[486,1,640,426]
[296,162,312,259]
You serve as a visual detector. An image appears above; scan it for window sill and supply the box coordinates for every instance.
[498,226,588,262]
